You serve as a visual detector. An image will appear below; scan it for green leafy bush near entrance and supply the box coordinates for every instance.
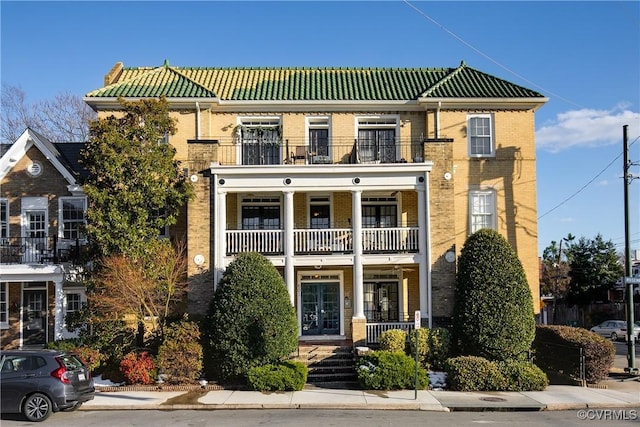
[533,325,614,384]
[246,360,308,391]
[378,329,407,352]
[357,350,428,390]
[445,356,548,391]
[157,318,203,384]
[203,252,298,383]
[453,229,535,362]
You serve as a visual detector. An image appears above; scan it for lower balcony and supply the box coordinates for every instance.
[0,236,85,265]
[225,227,420,256]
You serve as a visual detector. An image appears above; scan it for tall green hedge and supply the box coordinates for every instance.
[204,252,298,382]
[452,229,535,361]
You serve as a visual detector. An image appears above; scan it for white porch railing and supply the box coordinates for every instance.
[226,229,284,254]
[293,228,352,253]
[225,227,419,255]
[362,227,419,253]
[366,322,415,345]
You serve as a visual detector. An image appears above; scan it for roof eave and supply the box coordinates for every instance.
[418,97,549,111]
[83,97,218,111]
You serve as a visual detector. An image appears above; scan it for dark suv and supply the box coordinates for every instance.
[0,349,95,422]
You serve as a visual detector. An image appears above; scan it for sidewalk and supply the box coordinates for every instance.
[80,378,639,412]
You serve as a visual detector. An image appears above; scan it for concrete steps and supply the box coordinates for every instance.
[292,344,357,385]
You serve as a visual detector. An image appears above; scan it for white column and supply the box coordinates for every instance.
[215,189,227,290]
[417,173,432,328]
[54,279,65,340]
[284,190,295,304]
[352,189,365,319]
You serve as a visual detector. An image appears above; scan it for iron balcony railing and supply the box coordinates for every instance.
[194,136,427,166]
[225,227,419,256]
[0,236,85,265]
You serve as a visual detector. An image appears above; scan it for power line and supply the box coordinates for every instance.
[401,1,640,220]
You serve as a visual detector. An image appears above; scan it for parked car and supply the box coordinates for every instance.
[590,320,640,342]
[0,349,95,422]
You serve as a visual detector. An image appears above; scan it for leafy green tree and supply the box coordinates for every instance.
[540,235,573,323]
[204,252,298,383]
[453,229,535,361]
[564,234,623,305]
[80,97,192,257]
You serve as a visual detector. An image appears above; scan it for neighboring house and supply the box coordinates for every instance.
[0,129,88,348]
[83,60,547,346]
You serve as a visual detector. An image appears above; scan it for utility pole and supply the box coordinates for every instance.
[623,124,638,374]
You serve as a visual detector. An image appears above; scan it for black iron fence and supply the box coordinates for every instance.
[0,236,84,265]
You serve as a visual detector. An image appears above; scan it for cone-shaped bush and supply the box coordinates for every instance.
[204,252,298,382]
[452,229,535,361]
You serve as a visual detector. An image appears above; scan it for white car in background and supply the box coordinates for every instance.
[590,320,640,342]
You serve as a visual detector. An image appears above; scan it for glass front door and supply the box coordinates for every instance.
[22,289,47,346]
[301,282,339,335]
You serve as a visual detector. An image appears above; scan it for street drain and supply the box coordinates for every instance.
[479,397,507,402]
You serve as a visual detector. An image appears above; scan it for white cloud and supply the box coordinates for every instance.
[536,105,640,153]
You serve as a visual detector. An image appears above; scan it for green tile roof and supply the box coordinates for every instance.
[86,61,545,101]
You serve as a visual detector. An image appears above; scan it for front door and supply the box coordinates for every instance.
[22,289,47,347]
[301,282,339,335]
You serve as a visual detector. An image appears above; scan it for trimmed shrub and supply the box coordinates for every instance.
[378,329,407,352]
[357,350,428,390]
[406,328,429,367]
[453,229,535,361]
[119,351,157,385]
[246,360,308,391]
[157,318,203,384]
[445,356,506,391]
[46,340,105,373]
[497,360,548,391]
[533,325,615,384]
[426,328,451,371]
[204,252,298,382]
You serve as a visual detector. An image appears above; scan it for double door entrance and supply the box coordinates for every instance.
[301,282,339,336]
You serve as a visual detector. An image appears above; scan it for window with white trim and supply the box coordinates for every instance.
[356,116,398,163]
[241,196,281,230]
[468,114,494,157]
[66,292,82,314]
[0,283,7,328]
[237,118,282,165]
[469,190,496,233]
[59,197,86,240]
[0,198,8,239]
[307,117,330,163]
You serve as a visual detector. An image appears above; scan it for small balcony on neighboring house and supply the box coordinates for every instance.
[0,236,86,266]
[190,136,426,166]
[225,226,420,256]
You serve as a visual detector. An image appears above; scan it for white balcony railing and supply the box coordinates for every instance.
[366,322,415,345]
[225,227,419,255]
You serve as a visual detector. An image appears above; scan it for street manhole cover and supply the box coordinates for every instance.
[479,397,507,402]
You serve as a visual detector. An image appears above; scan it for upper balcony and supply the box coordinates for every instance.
[188,136,427,166]
[225,226,420,256]
[0,236,86,265]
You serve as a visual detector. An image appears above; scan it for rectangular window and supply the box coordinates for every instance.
[0,283,7,328]
[0,199,7,239]
[470,190,496,233]
[66,293,82,313]
[363,281,399,322]
[307,117,330,164]
[241,197,281,230]
[238,118,281,165]
[468,114,494,157]
[356,117,398,163]
[60,197,87,240]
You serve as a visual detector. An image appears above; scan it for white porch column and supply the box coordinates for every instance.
[417,174,432,327]
[54,279,65,341]
[351,189,365,319]
[283,190,295,304]
[214,189,227,290]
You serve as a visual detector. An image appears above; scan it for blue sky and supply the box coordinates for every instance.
[1,1,639,257]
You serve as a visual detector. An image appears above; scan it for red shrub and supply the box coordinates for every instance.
[119,351,157,385]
